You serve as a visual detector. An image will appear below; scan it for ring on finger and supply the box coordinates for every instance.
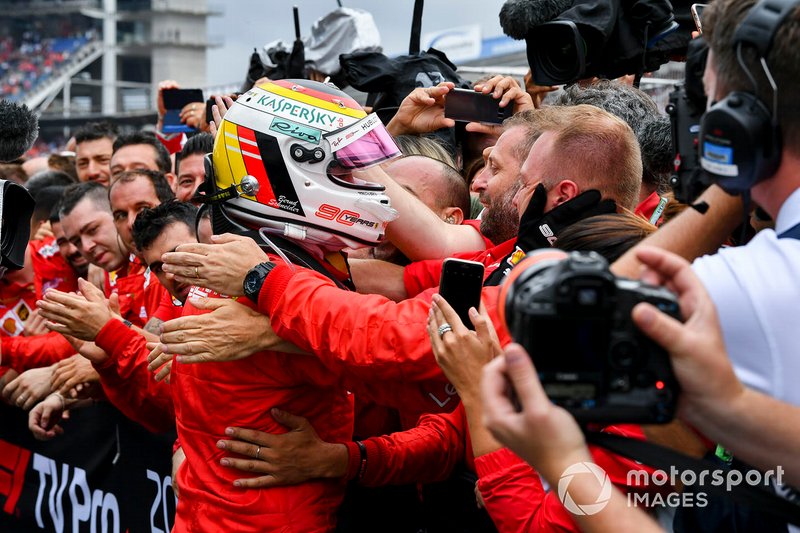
[17,395,27,405]
[255,446,261,460]
[194,266,200,278]
[437,323,453,338]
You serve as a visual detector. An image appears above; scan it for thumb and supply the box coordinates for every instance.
[503,343,547,409]
[632,302,684,354]
[108,293,120,315]
[78,278,104,302]
[271,408,309,431]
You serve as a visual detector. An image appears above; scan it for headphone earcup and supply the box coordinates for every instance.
[699,91,781,193]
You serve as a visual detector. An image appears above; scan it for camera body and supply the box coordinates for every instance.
[667,85,711,204]
[502,251,680,424]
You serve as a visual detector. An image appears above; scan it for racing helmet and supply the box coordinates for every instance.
[208,79,400,249]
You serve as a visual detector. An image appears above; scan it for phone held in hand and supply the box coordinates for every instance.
[162,88,205,134]
[438,258,485,330]
[691,3,708,34]
[444,88,514,125]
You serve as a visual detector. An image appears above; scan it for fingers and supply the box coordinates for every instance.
[154,361,172,382]
[635,246,699,300]
[78,277,105,302]
[481,356,516,422]
[223,426,275,447]
[501,343,545,410]
[632,302,686,355]
[464,122,502,137]
[431,293,468,333]
[230,475,278,489]
[209,233,248,245]
[271,407,309,430]
[470,306,496,349]
[162,250,206,268]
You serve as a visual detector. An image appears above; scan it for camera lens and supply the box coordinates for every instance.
[609,340,641,370]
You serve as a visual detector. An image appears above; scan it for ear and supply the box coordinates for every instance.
[549,180,580,209]
[441,207,464,225]
[165,172,177,191]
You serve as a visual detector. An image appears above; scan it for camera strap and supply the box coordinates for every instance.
[583,430,800,526]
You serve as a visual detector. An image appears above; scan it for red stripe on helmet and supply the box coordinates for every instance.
[236,125,278,207]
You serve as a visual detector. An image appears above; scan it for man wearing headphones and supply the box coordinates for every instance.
[615,0,800,407]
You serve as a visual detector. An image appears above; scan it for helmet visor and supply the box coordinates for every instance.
[325,113,401,172]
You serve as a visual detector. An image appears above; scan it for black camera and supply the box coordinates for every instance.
[501,250,680,424]
[500,0,683,86]
[667,37,711,204]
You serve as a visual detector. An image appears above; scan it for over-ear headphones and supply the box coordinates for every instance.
[699,0,798,193]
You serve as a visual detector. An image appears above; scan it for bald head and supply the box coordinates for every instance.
[385,155,469,218]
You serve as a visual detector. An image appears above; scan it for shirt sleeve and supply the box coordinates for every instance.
[1,332,75,372]
[344,406,467,487]
[94,319,175,434]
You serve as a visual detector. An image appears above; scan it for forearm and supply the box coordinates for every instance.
[687,388,800,487]
[460,391,503,458]
[345,409,466,486]
[349,259,408,300]
[612,185,743,278]
[1,333,75,372]
[365,167,485,260]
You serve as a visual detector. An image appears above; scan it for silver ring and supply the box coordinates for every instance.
[17,395,27,405]
[437,324,453,338]
[255,446,261,460]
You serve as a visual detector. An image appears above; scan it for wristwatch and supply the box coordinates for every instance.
[243,262,275,303]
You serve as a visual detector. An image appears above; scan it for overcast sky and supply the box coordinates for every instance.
[206,0,506,86]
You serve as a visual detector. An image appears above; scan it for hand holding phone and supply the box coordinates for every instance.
[162,88,204,134]
[691,4,708,34]
[444,88,515,125]
[438,258,485,330]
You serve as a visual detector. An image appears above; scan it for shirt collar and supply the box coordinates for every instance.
[775,187,800,234]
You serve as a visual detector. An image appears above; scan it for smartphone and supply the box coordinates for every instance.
[205,93,241,125]
[691,4,708,34]
[438,258,485,330]
[162,88,205,134]
[445,88,514,125]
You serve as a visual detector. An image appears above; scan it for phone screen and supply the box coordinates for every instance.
[439,259,485,330]
[162,89,204,134]
[445,89,514,125]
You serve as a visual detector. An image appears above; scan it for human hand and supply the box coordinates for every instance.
[157,80,180,117]
[523,69,558,109]
[51,354,100,396]
[146,343,173,382]
[161,233,269,296]
[29,392,67,440]
[516,185,617,251]
[630,247,743,425]
[217,408,348,488]
[428,294,501,403]
[87,264,105,290]
[62,335,110,366]
[33,221,54,241]
[179,101,207,131]
[464,75,536,136]
[481,344,591,483]
[38,279,113,341]
[172,447,186,498]
[208,94,236,138]
[386,82,456,136]
[153,296,296,367]
[2,366,54,411]
[23,309,49,337]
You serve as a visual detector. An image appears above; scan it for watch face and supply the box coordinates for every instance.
[244,270,259,296]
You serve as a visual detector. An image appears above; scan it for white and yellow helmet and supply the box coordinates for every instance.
[208,79,400,249]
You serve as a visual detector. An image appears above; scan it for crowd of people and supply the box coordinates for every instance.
[0,27,96,99]
[0,0,799,531]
